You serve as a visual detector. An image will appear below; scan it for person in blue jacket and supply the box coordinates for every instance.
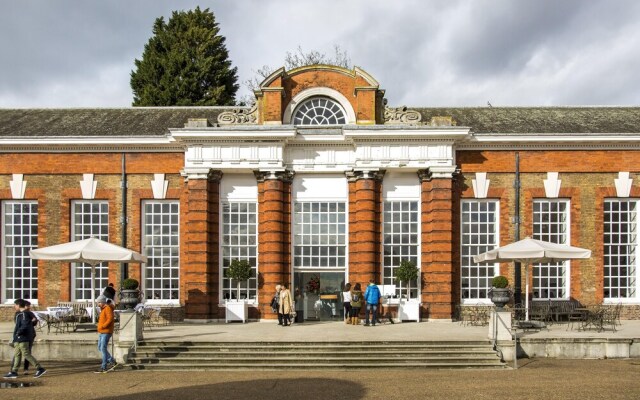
[364,279,381,326]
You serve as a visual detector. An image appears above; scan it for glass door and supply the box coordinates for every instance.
[294,272,346,321]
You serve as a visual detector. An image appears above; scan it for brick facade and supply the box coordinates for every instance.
[347,170,384,286]
[2,67,640,321]
[419,171,456,320]
[183,170,221,320]
[256,171,293,320]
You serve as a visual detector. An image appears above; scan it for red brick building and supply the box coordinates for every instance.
[1,65,639,321]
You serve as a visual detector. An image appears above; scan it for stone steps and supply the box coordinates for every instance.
[127,341,508,370]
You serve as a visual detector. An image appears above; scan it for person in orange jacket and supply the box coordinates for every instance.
[95,295,118,373]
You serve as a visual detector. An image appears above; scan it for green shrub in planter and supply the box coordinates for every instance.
[395,260,419,300]
[225,259,253,300]
[491,275,509,288]
[122,278,139,290]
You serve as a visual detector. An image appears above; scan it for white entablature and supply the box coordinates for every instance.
[171,125,471,177]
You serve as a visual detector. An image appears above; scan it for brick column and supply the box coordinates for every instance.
[419,168,455,320]
[183,170,222,320]
[347,170,385,287]
[255,170,293,320]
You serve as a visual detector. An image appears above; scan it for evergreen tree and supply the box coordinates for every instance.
[131,7,238,106]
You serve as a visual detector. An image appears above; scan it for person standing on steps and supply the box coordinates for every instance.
[349,283,363,325]
[3,299,46,379]
[364,279,381,326]
[94,295,118,373]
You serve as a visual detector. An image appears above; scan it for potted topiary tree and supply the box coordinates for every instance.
[489,275,511,310]
[224,259,253,323]
[394,260,421,322]
[120,278,141,310]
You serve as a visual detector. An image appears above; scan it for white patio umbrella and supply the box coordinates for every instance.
[30,237,147,323]
[473,237,591,320]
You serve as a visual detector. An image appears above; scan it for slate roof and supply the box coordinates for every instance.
[0,107,227,137]
[416,107,640,134]
[0,106,638,137]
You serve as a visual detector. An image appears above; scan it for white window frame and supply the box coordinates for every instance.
[293,201,348,270]
[71,200,109,301]
[220,201,258,304]
[141,200,180,305]
[460,199,500,305]
[1,201,39,304]
[291,175,349,291]
[533,198,570,300]
[382,200,421,302]
[603,199,640,304]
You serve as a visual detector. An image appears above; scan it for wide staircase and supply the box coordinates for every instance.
[127,341,508,370]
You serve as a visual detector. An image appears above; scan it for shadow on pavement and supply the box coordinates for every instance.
[93,377,365,400]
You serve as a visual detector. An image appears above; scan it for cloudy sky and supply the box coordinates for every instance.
[1,0,639,108]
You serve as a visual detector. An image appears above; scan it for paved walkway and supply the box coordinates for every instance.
[1,318,638,343]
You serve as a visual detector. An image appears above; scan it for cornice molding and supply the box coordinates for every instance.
[457,142,640,150]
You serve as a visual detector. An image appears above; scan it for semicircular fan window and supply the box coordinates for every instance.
[292,97,347,125]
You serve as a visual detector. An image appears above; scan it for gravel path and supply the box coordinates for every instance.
[1,358,639,400]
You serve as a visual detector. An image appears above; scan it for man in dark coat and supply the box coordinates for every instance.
[103,282,116,303]
[3,299,46,379]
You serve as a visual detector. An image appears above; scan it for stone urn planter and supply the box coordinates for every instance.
[489,275,511,310]
[120,278,141,310]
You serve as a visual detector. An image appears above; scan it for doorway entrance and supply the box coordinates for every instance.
[293,271,345,321]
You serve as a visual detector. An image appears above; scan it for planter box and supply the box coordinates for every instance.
[398,300,421,322]
[225,300,248,323]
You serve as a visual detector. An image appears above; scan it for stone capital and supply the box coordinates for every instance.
[253,169,295,183]
[180,168,223,182]
[345,169,385,183]
[417,167,457,182]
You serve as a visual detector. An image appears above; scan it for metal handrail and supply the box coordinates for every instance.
[491,307,518,370]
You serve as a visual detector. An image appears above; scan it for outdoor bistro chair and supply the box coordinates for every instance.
[566,306,587,331]
[529,301,553,325]
[600,305,618,332]
[33,311,48,333]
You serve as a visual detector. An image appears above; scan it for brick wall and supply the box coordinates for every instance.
[0,152,184,320]
[420,172,455,320]
[347,171,383,287]
[457,150,640,315]
[256,172,292,320]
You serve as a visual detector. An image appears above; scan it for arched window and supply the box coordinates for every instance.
[292,97,347,125]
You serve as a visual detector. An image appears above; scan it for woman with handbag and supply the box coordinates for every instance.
[279,284,294,327]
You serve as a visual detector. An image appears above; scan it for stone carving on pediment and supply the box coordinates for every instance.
[217,104,258,125]
[384,106,422,124]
